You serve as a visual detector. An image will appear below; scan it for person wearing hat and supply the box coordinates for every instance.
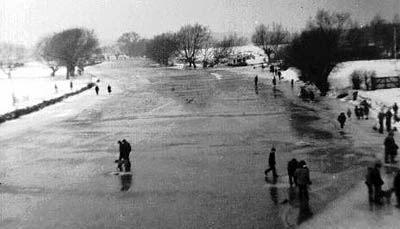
[265,147,278,178]
[384,131,398,164]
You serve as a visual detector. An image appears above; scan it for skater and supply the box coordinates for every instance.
[378,109,385,134]
[337,112,347,129]
[107,85,112,94]
[265,147,278,178]
[70,81,73,90]
[272,76,277,87]
[346,108,352,119]
[354,106,360,120]
[277,71,282,80]
[291,79,294,89]
[394,170,400,207]
[287,158,298,186]
[386,109,393,132]
[384,131,398,164]
[95,85,99,95]
[370,161,384,204]
[295,160,311,200]
[254,75,258,87]
[116,139,132,172]
[394,103,399,121]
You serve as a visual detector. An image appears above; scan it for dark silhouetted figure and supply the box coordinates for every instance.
[54,84,58,93]
[358,106,364,120]
[370,161,384,204]
[291,79,294,88]
[254,75,258,87]
[107,85,112,94]
[277,71,282,80]
[346,108,352,119]
[365,76,370,90]
[116,139,132,172]
[354,106,360,120]
[70,81,73,90]
[337,112,347,129]
[287,158,298,186]
[365,166,374,203]
[265,147,278,178]
[272,76,276,86]
[352,91,358,101]
[394,103,399,121]
[394,171,400,207]
[308,90,314,102]
[95,85,99,95]
[363,104,369,119]
[295,160,311,200]
[384,131,398,163]
[386,110,393,131]
[378,110,385,134]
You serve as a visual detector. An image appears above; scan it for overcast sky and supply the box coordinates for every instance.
[0,0,399,47]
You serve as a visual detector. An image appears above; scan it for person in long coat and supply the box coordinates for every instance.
[265,147,278,178]
[287,158,298,186]
[294,160,312,200]
[384,131,398,163]
[337,112,347,129]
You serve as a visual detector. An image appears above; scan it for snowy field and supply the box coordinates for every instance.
[0,62,96,115]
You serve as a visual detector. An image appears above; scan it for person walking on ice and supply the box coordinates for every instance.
[337,112,347,129]
[95,85,99,95]
[107,85,112,94]
[265,147,278,179]
[294,160,312,200]
[116,139,132,172]
[384,131,398,164]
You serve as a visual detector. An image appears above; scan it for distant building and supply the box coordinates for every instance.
[228,54,247,66]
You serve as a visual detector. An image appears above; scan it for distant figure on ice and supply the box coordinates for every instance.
[386,109,393,132]
[378,109,386,134]
[277,71,282,80]
[107,85,112,94]
[394,103,399,121]
[354,106,360,120]
[291,79,294,89]
[265,147,278,179]
[116,139,132,172]
[54,84,58,93]
[95,85,99,95]
[384,131,398,164]
[365,165,374,203]
[254,75,258,87]
[352,91,358,101]
[346,108,352,119]
[287,158,298,186]
[393,170,400,207]
[272,76,277,87]
[337,112,347,129]
[295,160,311,200]
[70,81,73,91]
[368,161,384,205]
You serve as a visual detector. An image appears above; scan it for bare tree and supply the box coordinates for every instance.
[176,23,211,68]
[44,28,100,78]
[252,22,289,62]
[117,32,147,57]
[36,36,61,76]
[146,33,177,65]
[0,43,26,78]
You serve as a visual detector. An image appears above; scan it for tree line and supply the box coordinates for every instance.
[258,10,400,95]
[109,25,248,68]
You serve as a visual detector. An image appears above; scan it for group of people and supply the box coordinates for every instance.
[264,147,312,200]
[336,99,373,129]
[365,160,400,207]
[299,86,315,102]
[377,103,399,134]
[94,84,112,95]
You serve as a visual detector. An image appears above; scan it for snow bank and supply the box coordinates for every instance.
[281,67,300,81]
[329,59,400,89]
[0,62,94,115]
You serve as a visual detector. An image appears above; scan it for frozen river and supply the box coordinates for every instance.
[0,59,373,228]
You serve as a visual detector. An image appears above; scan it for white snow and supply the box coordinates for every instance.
[329,59,400,89]
[0,62,95,115]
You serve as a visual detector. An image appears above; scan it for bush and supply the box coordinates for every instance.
[350,70,376,90]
